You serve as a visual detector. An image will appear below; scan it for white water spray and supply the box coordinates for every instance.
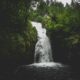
[31,21,53,63]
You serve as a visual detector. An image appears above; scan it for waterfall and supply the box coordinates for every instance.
[31,21,53,63]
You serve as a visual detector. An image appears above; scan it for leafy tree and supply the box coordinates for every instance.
[0,0,37,62]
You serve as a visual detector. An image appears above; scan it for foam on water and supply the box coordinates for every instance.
[29,62,63,68]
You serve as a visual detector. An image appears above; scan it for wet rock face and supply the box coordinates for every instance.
[15,64,71,80]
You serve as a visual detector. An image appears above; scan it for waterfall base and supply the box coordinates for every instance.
[15,62,71,80]
[28,62,64,68]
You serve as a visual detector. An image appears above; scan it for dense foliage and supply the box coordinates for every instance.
[0,0,80,66]
[0,0,37,64]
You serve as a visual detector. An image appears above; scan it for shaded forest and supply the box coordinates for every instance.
[0,0,80,80]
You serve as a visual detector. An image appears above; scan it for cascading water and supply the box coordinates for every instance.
[30,21,62,67]
[31,21,53,63]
